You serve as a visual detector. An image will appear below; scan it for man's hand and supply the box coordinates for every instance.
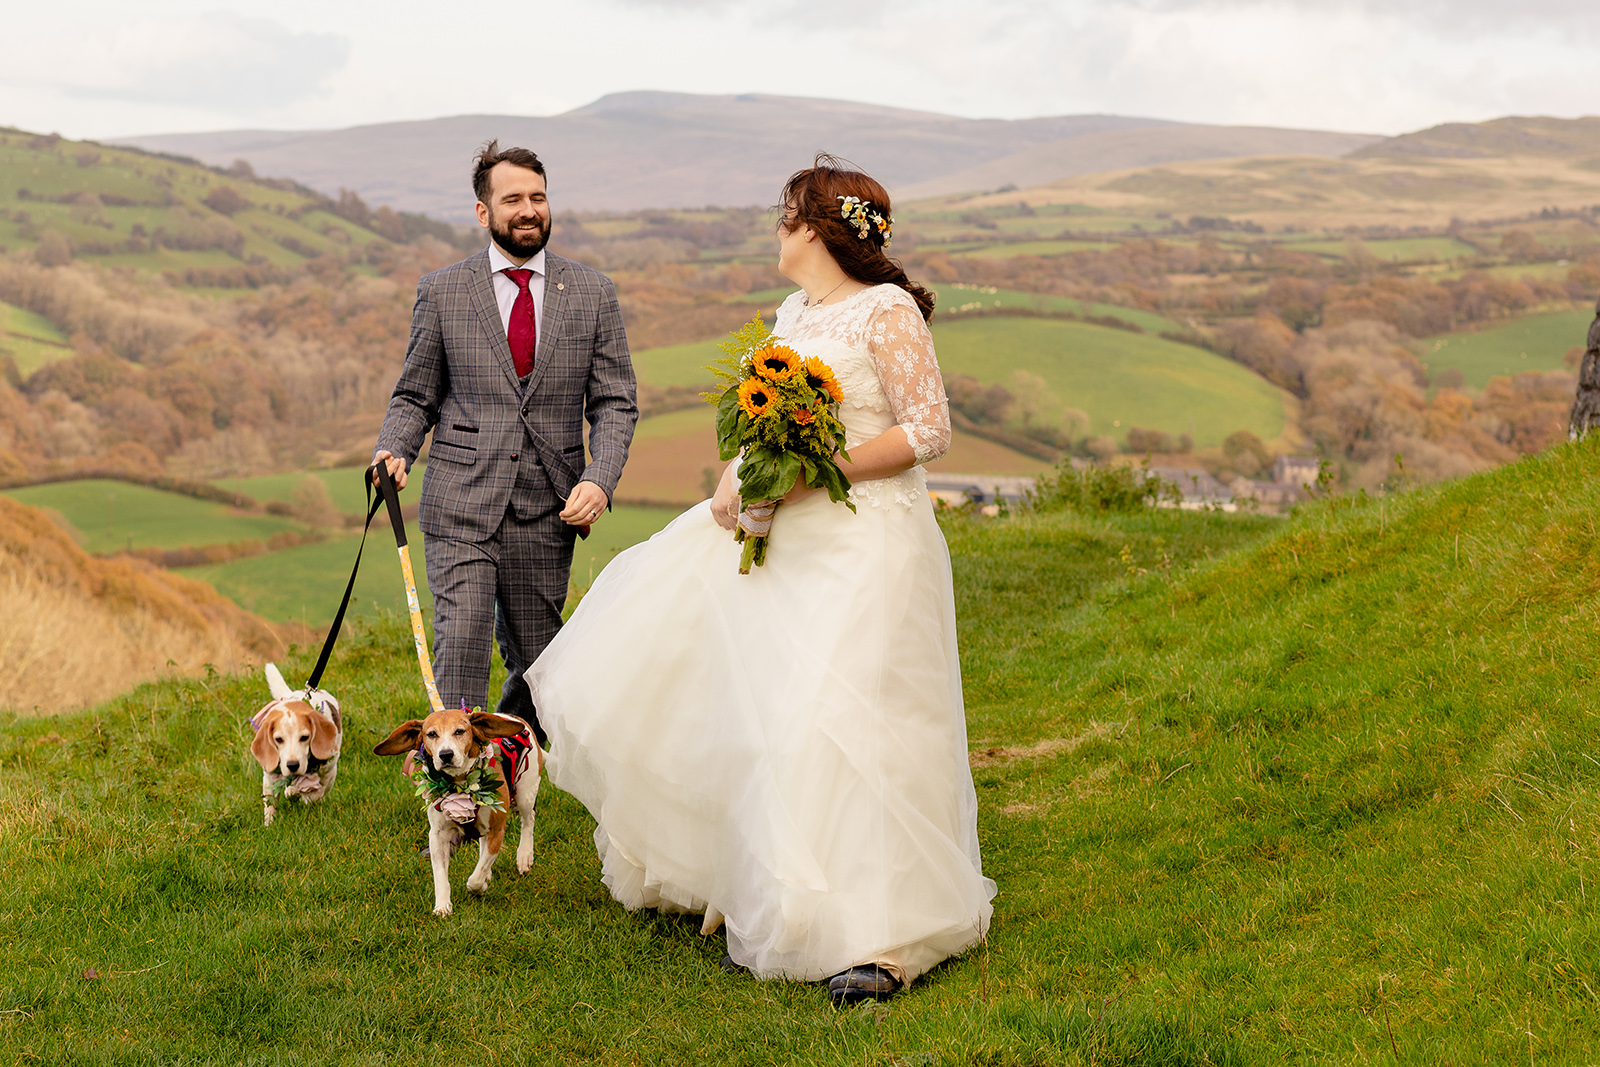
[561,480,609,526]
[372,450,408,491]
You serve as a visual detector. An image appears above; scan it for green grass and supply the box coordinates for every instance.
[1422,307,1593,389]
[1280,236,1479,262]
[0,479,299,554]
[633,339,725,387]
[17,440,1600,1059]
[928,284,1182,333]
[0,298,73,375]
[220,467,380,518]
[931,316,1287,446]
[179,504,681,626]
[0,129,390,280]
[954,239,1122,258]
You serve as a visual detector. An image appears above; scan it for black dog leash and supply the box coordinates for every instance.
[301,469,388,694]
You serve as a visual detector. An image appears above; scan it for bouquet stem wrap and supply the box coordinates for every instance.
[735,501,779,574]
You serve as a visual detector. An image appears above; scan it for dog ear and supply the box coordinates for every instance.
[309,706,340,760]
[373,720,424,756]
[251,706,282,771]
[469,711,526,744]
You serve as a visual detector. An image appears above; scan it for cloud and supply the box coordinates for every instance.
[0,13,349,113]
[1124,0,1600,35]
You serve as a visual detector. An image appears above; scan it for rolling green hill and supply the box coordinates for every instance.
[0,479,298,554]
[0,298,71,375]
[1423,308,1594,389]
[179,503,680,626]
[12,440,1600,1059]
[932,316,1288,447]
[0,129,399,284]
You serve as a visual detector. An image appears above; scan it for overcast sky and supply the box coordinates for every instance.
[2,0,1597,139]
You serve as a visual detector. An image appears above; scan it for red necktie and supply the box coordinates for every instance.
[502,268,537,377]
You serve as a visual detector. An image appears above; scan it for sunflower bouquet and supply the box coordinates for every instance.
[705,317,853,573]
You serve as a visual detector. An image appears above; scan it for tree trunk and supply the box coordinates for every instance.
[1569,295,1600,439]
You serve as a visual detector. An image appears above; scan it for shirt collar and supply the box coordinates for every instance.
[487,243,546,277]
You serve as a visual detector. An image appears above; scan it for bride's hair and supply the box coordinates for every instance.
[778,155,935,322]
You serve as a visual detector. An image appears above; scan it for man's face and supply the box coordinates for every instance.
[476,162,551,259]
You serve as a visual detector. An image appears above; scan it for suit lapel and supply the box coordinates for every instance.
[466,252,524,393]
[522,256,567,398]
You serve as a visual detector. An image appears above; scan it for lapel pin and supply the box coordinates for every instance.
[557,283,565,291]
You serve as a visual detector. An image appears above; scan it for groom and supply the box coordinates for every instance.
[373,141,637,744]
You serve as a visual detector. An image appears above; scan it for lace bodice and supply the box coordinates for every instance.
[773,285,951,510]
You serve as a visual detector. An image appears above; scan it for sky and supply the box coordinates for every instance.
[2,0,1598,140]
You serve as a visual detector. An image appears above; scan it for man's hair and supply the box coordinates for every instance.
[472,140,546,205]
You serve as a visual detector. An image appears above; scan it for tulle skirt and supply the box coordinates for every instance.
[526,488,995,983]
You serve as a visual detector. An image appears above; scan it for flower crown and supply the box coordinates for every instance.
[838,196,892,246]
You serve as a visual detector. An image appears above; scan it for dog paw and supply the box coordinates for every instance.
[433,902,453,917]
[262,809,276,827]
[466,872,492,893]
[516,848,534,874]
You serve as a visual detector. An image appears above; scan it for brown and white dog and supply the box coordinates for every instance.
[251,663,342,827]
[375,706,541,916]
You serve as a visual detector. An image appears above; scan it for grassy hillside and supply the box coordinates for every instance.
[180,503,682,626]
[0,496,288,714]
[16,440,1600,1058]
[933,317,1288,448]
[0,297,71,375]
[1423,307,1593,389]
[0,479,299,555]
[0,129,398,281]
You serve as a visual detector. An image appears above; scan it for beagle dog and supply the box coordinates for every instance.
[375,705,541,916]
[251,663,342,827]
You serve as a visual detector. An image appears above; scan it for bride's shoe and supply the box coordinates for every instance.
[827,965,901,1006]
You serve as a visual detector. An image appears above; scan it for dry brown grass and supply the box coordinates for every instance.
[0,496,293,715]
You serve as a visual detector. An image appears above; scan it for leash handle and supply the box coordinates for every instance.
[373,462,446,715]
[304,476,386,694]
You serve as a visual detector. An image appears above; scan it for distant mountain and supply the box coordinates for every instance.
[1353,115,1600,160]
[896,124,1383,201]
[112,92,1376,219]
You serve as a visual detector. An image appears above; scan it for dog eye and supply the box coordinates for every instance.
[425,729,438,738]
[453,728,466,736]
[300,734,309,742]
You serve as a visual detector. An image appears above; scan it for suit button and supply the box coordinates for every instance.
[521,406,529,416]
[510,452,519,461]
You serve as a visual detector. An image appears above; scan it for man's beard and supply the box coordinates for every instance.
[490,213,550,258]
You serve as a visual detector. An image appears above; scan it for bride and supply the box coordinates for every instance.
[525,156,996,1005]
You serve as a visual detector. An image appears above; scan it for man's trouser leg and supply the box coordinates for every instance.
[493,462,576,747]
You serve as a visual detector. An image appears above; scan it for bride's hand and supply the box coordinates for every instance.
[711,465,741,531]
[781,481,819,505]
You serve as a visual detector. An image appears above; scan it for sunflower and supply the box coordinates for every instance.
[751,345,801,381]
[793,406,816,425]
[737,376,776,418]
[802,357,844,402]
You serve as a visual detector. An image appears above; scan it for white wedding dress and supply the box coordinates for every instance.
[526,284,996,984]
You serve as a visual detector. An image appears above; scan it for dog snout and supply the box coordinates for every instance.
[285,759,301,773]
[437,749,456,767]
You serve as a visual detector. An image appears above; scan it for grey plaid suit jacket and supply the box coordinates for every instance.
[375,249,638,543]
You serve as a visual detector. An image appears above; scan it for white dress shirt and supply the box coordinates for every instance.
[487,243,546,342]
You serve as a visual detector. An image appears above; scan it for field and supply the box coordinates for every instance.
[1423,308,1594,389]
[0,298,72,375]
[15,439,1600,1060]
[0,479,299,554]
[0,129,399,284]
[1280,235,1481,263]
[932,317,1289,447]
[178,504,681,626]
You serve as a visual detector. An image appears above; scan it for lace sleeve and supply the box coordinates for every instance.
[866,297,951,465]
